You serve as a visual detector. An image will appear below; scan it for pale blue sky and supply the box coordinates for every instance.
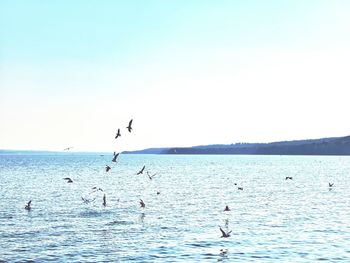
[1,1,350,151]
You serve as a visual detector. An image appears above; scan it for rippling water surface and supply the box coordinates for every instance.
[1,153,350,262]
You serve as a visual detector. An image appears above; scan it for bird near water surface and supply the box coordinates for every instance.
[25,200,32,211]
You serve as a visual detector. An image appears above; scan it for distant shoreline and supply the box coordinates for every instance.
[123,135,350,156]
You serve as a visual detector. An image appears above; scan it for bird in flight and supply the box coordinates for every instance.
[115,129,121,139]
[329,182,334,187]
[91,187,104,192]
[126,119,133,132]
[224,205,230,211]
[63,147,73,151]
[63,177,73,183]
[237,187,243,191]
[137,165,146,175]
[219,227,232,238]
[112,152,120,163]
[139,199,145,208]
[106,165,111,172]
[147,171,157,180]
[103,194,107,207]
[285,177,293,180]
[25,200,32,211]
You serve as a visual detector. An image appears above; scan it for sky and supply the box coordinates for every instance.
[1,0,350,152]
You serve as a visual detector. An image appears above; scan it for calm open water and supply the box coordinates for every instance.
[1,153,350,262]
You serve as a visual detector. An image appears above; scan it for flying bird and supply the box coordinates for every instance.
[126,119,133,132]
[329,182,334,187]
[105,165,111,172]
[63,147,73,151]
[137,165,145,175]
[224,205,230,211]
[237,187,243,191]
[25,200,32,211]
[115,129,121,139]
[91,187,104,192]
[103,194,106,207]
[285,177,293,180]
[220,227,232,238]
[112,152,120,162]
[63,177,73,183]
[139,199,145,208]
[147,171,157,180]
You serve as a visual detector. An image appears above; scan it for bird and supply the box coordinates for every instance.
[91,187,104,192]
[126,119,133,132]
[105,165,111,172]
[137,165,145,175]
[63,147,73,151]
[115,129,121,139]
[285,176,293,180]
[329,182,334,187]
[237,187,243,191]
[219,227,232,238]
[140,199,145,208]
[103,194,106,207]
[25,200,32,211]
[63,177,73,183]
[224,205,230,211]
[112,152,119,163]
[156,191,160,195]
[147,171,157,180]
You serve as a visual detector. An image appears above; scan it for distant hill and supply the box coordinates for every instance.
[123,135,350,155]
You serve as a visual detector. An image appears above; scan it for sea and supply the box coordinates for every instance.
[1,153,350,262]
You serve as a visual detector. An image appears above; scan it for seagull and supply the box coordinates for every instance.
[329,182,334,187]
[25,200,32,211]
[126,119,133,133]
[140,199,145,208]
[112,152,119,162]
[63,177,73,183]
[147,171,157,180]
[220,227,232,238]
[91,187,104,192]
[224,205,230,211]
[63,147,73,151]
[115,129,121,139]
[285,176,293,180]
[137,165,145,175]
[103,194,106,207]
[237,187,243,190]
[105,165,111,172]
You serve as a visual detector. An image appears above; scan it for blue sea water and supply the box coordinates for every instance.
[1,153,350,262]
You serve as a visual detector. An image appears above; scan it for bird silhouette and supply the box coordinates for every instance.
[63,147,73,151]
[112,152,119,162]
[115,129,121,139]
[105,165,111,172]
[25,200,32,211]
[147,171,157,180]
[224,205,230,211]
[63,177,73,183]
[126,119,133,132]
[140,199,145,208]
[103,194,106,207]
[237,187,243,191]
[219,227,232,238]
[137,165,145,175]
[285,177,293,180]
[329,182,334,187]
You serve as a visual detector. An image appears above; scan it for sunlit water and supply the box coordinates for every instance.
[1,153,350,262]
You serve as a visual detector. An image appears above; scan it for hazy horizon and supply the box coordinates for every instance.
[1,1,350,152]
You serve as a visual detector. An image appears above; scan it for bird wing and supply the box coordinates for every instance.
[219,227,226,236]
[129,119,133,126]
[64,177,71,180]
